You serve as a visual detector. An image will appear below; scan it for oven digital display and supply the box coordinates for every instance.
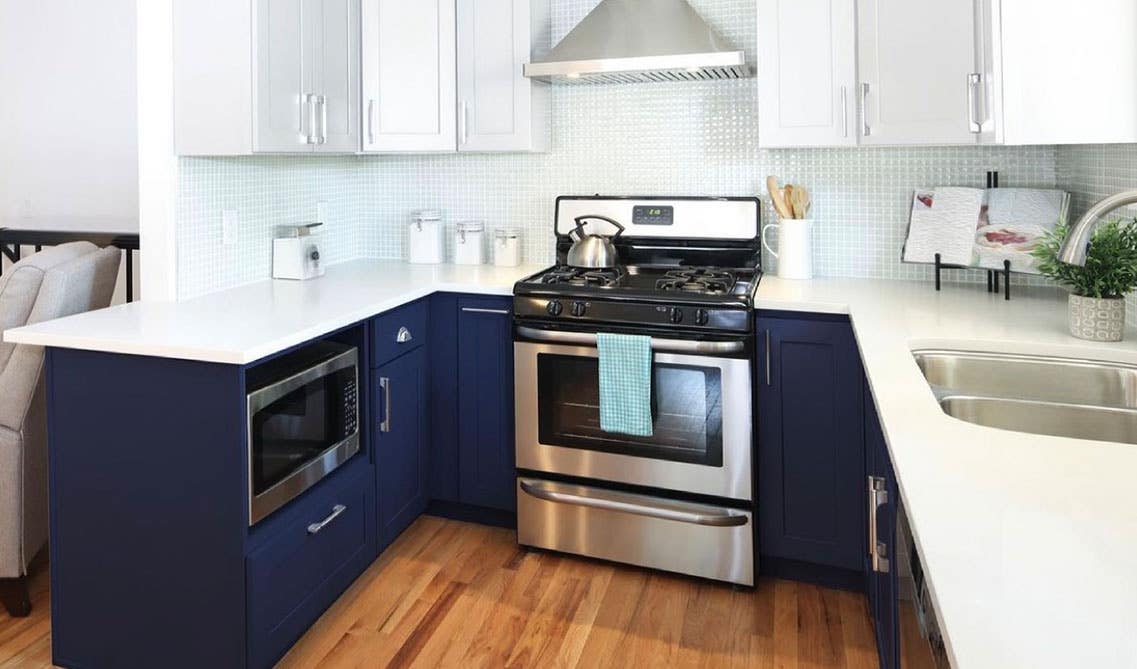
[632,205,674,226]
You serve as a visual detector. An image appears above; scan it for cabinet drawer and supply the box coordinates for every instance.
[372,299,427,366]
[247,468,375,669]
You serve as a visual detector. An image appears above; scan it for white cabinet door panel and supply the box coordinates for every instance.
[457,0,547,153]
[758,0,856,147]
[858,0,979,145]
[313,0,360,152]
[254,0,312,152]
[362,0,457,152]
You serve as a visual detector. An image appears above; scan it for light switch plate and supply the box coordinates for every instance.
[221,210,238,246]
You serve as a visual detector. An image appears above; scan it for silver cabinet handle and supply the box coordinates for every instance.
[764,330,772,386]
[396,326,413,343]
[367,98,376,145]
[318,95,328,145]
[967,73,983,134]
[461,307,510,315]
[459,100,469,146]
[840,85,848,138]
[307,504,347,534]
[516,326,744,355]
[860,82,872,137]
[519,479,748,527]
[306,93,318,144]
[379,376,391,433]
[869,476,890,573]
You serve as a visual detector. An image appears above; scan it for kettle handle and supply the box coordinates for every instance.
[573,215,626,238]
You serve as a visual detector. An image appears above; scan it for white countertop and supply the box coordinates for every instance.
[10,262,1137,667]
[759,277,1137,669]
[4,260,542,364]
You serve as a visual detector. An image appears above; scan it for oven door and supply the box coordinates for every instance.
[514,330,752,501]
[247,348,360,524]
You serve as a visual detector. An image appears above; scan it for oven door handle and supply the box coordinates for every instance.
[514,326,745,355]
[519,479,749,527]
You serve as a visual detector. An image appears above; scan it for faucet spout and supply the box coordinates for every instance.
[1059,189,1137,266]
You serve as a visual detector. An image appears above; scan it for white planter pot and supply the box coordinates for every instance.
[1068,293,1126,342]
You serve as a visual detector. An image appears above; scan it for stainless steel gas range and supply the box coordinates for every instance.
[513,196,761,586]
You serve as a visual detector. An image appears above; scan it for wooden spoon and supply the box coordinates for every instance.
[790,186,811,219]
[766,176,793,220]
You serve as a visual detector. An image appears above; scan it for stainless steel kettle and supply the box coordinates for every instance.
[567,215,625,268]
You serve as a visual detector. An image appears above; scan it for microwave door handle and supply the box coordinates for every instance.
[514,326,744,355]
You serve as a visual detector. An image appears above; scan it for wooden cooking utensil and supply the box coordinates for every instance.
[767,176,793,220]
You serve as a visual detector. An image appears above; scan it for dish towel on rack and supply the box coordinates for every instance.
[596,333,654,437]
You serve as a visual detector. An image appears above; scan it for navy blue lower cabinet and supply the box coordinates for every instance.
[756,312,866,575]
[374,346,430,549]
[865,384,900,669]
[456,296,516,512]
[247,463,375,669]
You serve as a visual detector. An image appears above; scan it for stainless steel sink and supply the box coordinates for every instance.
[913,350,1137,444]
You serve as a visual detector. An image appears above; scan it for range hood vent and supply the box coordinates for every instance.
[523,0,750,85]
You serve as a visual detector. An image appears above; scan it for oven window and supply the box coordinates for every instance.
[250,366,355,496]
[537,354,724,466]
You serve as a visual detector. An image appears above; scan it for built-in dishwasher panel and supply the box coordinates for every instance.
[516,478,754,586]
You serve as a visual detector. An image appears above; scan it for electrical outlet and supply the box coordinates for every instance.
[221,210,238,246]
[316,201,329,225]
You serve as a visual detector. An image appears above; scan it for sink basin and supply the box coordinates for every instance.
[913,350,1137,443]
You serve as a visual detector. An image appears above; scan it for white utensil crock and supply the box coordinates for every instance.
[762,219,814,280]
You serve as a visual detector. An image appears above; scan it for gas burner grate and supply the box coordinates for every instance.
[655,268,737,295]
[538,266,624,288]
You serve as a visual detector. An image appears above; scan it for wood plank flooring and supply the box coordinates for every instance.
[0,516,889,668]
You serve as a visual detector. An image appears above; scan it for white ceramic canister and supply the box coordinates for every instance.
[407,210,444,264]
[493,227,522,267]
[761,219,814,280]
[453,220,486,265]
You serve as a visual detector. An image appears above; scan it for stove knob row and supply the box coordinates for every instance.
[546,300,563,316]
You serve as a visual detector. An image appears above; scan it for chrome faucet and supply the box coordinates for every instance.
[1058,189,1137,265]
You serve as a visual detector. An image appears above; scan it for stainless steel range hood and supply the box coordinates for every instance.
[523,0,750,85]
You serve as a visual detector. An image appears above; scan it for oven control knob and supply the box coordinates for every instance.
[546,300,563,316]
[669,307,684,324]
[695,309,710,326]
[570,301,587,317]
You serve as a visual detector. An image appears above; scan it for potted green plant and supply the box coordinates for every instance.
[1033,218,1137,342]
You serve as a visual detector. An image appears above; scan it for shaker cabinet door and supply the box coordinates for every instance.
[312,0,361,153]
[361,0,457,152]
[456,0,547,153]
[254,0,312,152]
[374,347,431,549]
[757,314,866,571]
[857,0,979,145]
[757,0,857,148]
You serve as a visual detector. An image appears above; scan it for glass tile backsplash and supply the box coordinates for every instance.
[177,0,1068,299]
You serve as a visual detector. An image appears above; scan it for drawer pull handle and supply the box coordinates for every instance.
[396,326,413,344]
[519,479,748,527]
[307,504,347,535]
[461,307,510,315]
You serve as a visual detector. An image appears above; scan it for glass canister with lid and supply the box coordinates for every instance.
[453,220,486,265]
[407,210,444,264]
[493,227,522,267]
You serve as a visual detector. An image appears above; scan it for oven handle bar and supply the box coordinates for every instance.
[519,479,749,527]
[515,326,745,355]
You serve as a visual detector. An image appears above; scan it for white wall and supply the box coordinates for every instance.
[0,0,140,302]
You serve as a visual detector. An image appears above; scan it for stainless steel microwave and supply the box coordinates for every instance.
[246,341,360,525]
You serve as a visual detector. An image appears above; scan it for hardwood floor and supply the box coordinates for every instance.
[0,516,886,668]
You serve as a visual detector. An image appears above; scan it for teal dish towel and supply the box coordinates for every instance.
[596,333,654,437]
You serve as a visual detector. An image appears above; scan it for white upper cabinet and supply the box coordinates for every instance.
[176,0,360,155]
[758,0,857,148]
[361,0,457,153]
[857,0,979,146]
[456,0,549,153]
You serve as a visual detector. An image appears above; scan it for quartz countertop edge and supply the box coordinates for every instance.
[759,277,1137,669]
[2,260,544,365]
